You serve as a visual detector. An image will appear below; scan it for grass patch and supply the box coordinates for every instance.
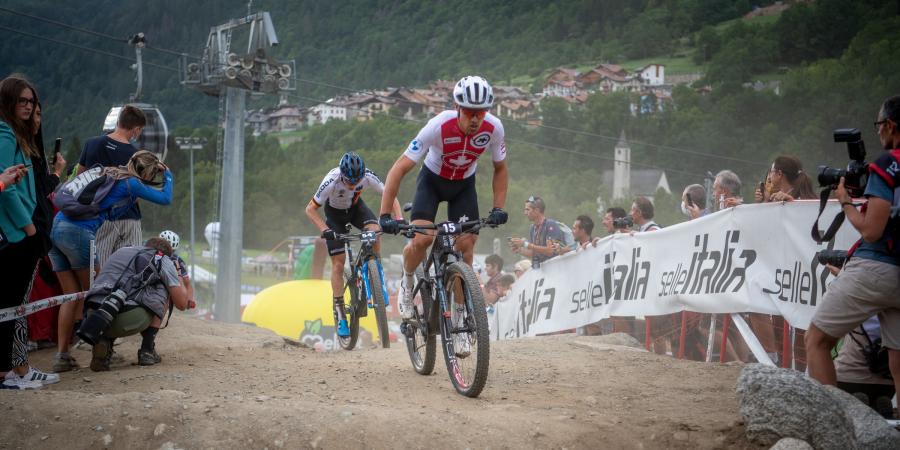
[715,10,783,31]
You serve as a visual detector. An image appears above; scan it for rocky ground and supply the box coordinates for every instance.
[1,317,756,449]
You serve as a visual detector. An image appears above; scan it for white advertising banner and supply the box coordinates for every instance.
[492,201,860,340]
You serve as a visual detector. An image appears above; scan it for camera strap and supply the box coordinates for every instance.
[848,324,876,349]
[811,188,846,243]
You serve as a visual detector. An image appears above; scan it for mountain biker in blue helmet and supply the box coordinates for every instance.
[305,152,403,337]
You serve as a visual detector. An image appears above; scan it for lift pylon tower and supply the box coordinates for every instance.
[179,12,295,323]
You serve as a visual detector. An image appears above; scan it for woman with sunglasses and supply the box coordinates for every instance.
[754,155,817,202]
[0,75,53,389]
[377,75,510,326]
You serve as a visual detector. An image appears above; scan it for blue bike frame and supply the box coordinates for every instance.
[360,257,390,307]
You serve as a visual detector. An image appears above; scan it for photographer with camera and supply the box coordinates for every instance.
[602,207,631,235]
[806,95,900,400]
[78,237,191,372]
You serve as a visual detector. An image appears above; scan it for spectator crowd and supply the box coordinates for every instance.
[0,74,193,390]
[489,96,900,419]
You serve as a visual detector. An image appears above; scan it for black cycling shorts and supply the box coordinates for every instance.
[410,167,480,225]
[324,199,378,256]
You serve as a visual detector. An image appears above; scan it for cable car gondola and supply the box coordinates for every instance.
[100,32,169,161]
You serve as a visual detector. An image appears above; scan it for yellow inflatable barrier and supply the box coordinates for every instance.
[242,280,383,350]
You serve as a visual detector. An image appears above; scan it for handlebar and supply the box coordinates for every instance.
[398,218,499,238]
[336,230,382,243]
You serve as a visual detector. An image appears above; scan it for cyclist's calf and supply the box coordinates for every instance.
[403,231,434,272]
[454,234,477,265]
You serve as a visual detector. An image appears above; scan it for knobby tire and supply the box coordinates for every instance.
[367,259,390,349]
[442,261,490,398]
[337,267,360,350]
[406,267,436,375]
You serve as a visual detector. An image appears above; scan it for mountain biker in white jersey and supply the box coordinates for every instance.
[378,76,510,330]
[305,151,403,337]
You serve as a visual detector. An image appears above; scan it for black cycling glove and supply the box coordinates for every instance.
[487,207,508,225]
[379,214,400,235]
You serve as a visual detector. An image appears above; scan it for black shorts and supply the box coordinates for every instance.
[324,199,378,256]
[410,167,480,225]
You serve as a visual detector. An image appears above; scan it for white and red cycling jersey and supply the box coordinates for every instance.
[402,110,506,180]
[312,167,385,210]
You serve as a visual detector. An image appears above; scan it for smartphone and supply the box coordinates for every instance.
[685,195,694,208]
[51,137,62,166]
[758,182,766,202]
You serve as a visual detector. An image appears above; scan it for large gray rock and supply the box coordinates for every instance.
[738,364,900,449]
[736,364,855,449]
[823,385,900,450]
[770,438,813,450]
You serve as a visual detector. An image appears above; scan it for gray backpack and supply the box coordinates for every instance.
[53,166,128,220]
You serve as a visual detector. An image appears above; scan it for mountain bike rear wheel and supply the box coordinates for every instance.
[337,269,360,350]
[405,268,436,375]
[440,261,490,398]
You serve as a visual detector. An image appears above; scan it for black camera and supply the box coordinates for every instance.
[817,129,869,198]
[77,289,127,346]
[816,249,848,269]
[612,215,633,229]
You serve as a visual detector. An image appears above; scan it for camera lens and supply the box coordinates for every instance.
[817,166,846,187]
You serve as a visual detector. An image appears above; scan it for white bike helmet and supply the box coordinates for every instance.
[160,230,180,250]
[453,76,494,109]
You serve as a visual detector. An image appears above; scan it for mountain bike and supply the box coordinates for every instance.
[334,229,390,350]
[398,218,497,398]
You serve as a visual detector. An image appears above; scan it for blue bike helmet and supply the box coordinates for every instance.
[339,151,366,184]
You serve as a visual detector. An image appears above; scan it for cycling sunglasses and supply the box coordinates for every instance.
[341,174,361,185]
[460,108,488,119]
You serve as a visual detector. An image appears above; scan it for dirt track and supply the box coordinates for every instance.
[1,317,754,449]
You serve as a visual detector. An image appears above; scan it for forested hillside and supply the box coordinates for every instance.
[2,0,899,252]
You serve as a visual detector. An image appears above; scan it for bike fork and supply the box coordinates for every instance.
[360,259,389,308]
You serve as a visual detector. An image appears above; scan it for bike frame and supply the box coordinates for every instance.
[409,223,473,337]
[343,231,390,311]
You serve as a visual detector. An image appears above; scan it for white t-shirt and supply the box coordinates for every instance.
[312,167,385,210]
[402,110,506,180]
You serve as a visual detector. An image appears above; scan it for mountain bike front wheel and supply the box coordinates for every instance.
[367,259,390,349]
[441,261,490,398]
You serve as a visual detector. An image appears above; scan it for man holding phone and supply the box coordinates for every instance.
[681,184,708,220]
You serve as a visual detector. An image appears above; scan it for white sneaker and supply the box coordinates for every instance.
[452,306,471,358]
[2,377,43,390]
[398,280,415,320]
[5,366,60,385]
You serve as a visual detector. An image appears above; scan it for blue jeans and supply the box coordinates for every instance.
[49,216,96,271]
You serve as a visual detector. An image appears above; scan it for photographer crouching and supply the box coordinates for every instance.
[806,96,900,399]
[77,237,193,372]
